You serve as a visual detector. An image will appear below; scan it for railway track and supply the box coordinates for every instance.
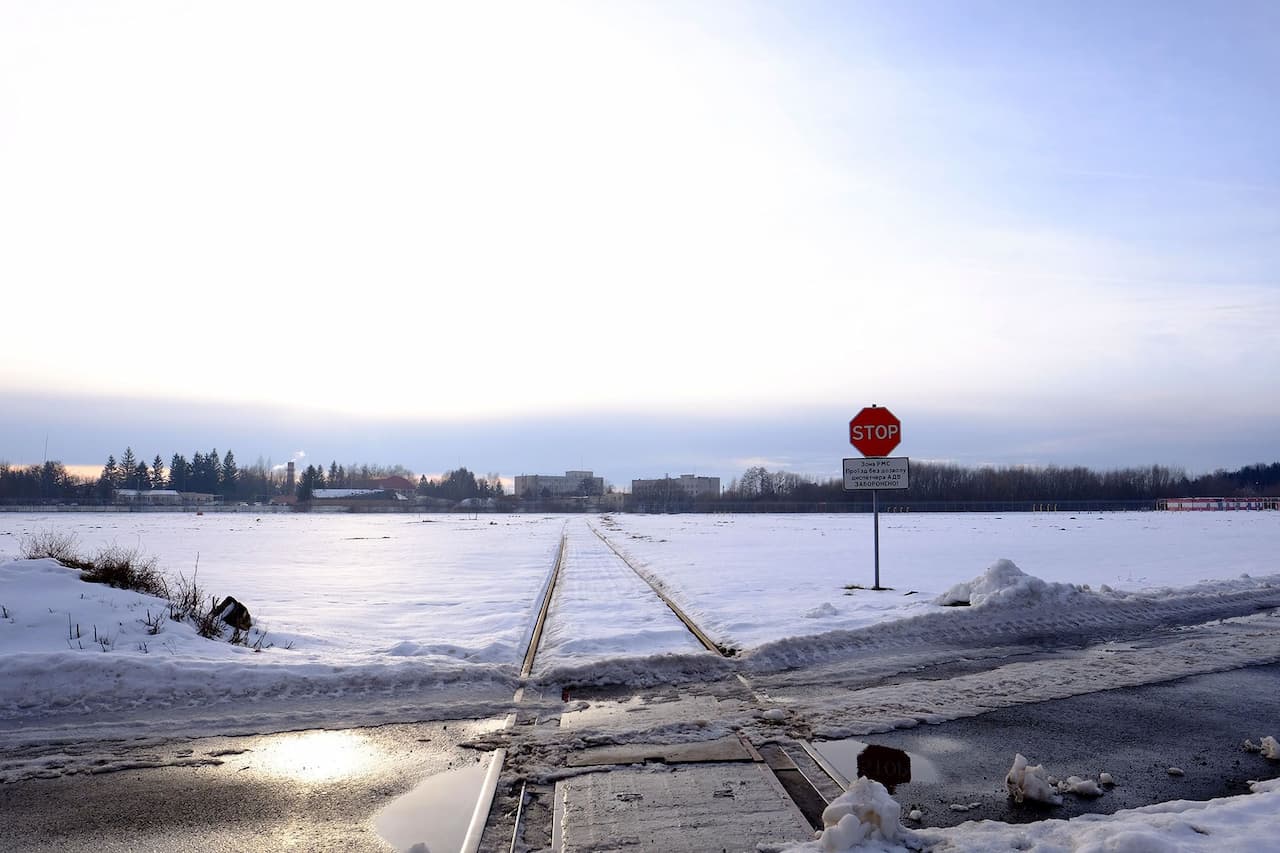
[518,519,731,677]
[488,519,738,851]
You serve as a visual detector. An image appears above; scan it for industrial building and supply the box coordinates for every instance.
[631,475,721,499]
[513,470,604,498]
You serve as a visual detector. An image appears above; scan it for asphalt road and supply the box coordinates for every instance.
[829,662,1280,829]
[0,719,499,853]
[2,666,1278,851]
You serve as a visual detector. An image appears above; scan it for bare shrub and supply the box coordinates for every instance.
[166,572,228,639]
[142,609,164,635]
[79,545,169,597]
[20,530,92,569]
[168,572,206,622]
[192,599,224,640]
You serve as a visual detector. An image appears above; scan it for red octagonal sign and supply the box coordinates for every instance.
[849,405,901,457]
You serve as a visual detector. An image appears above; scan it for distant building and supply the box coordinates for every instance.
[312,488,408,502]
[514,470,604,498]
[114,489,182,506]
[631,474,721,500]
[113,490,216,506]
[1160,496,1277,511]
[371,475,416,494]
[312,488,383,500]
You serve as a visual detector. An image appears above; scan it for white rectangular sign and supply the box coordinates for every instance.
[842,456,910,491]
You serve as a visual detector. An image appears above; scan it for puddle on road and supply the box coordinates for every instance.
[375,754,495,853]
[812,738,943,792]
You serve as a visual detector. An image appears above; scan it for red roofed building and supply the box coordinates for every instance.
[371,475,416,494]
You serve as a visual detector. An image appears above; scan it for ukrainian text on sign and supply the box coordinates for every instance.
[842,457,910,491]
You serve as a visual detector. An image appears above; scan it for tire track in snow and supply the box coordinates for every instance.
[767,613,1280,738]
[743,581,1280,674]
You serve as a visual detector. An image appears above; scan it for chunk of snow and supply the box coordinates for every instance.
[1167,767,1184,776]
[1261,736,1279,760]
[1059,775,1103,797]
[934,559,1085,609]
[815,777,905,850]
[762,708,788,721]
[1006,753,1063,805]
[805,602,838,618]
[1099,772,1116,786]
[906,809,922,822]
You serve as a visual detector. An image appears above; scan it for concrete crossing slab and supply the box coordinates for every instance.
[566,734,758,767]
[551,762,812,852]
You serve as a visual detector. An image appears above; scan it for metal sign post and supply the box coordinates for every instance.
[843,454,909,590]
[872,488,880,589]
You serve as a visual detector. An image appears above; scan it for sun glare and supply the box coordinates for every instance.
[251,730,381,783]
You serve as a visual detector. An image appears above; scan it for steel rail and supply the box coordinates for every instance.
[520,528,567,679]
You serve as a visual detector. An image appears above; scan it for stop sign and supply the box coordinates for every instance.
[849,405,901,457]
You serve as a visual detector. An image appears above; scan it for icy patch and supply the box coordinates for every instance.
[935,559,1088,608]
[1006,753,1062,806]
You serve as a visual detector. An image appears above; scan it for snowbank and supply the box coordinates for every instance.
[778,774,1280,852]
[935,559,1086,608]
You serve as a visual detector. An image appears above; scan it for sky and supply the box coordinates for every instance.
[1,1,1277,485]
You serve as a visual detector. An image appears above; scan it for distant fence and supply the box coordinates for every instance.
[0,503,291,513]
[6,498,1277,515]
[703,499,1165,514]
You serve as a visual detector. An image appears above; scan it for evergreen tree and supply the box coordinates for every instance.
[208,449,222,493]
[151,455,166,489]
[297,464,320,501]
[191,452,207,492]
[99,455,120,499]
[222,450,239,497]
[169,454,188,490]
[133,462,150,491]
[328,460,339,486]
[102,455,120,488]
[119,447,137,486]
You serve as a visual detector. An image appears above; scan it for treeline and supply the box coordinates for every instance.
[724,462,1280,504]
[294,464,503,501]
[101,446,280,501]
[0,461,95,503]
[415,467,504,500]
[0,447,427,504]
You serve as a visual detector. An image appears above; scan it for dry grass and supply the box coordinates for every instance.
[20,530,251,645]
[79,545,169,597]
[19,530,93,570]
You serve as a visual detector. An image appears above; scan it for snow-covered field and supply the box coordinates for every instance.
[600,511,1280,649]
[1,511,1277,733]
